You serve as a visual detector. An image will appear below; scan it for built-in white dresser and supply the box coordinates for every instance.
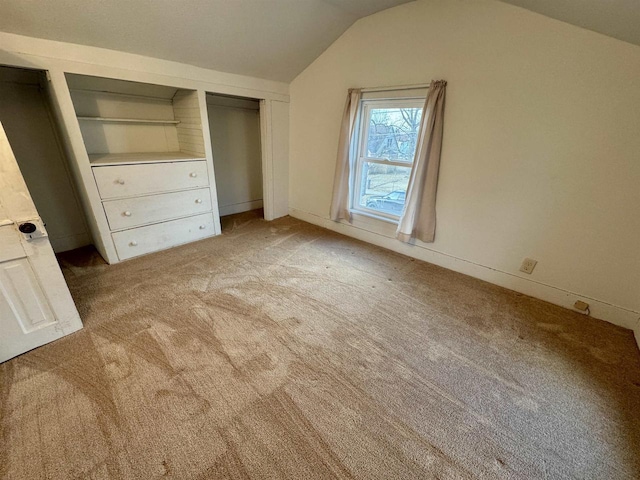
[67,75,219,263]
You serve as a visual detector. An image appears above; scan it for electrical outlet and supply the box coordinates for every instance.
[519,258,537,274]
[574,300,590,313]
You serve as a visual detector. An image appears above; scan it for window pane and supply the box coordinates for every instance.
[366,107,422,162]
[357,162,411,216]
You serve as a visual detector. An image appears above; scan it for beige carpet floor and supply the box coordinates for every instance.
[1,210,639,479]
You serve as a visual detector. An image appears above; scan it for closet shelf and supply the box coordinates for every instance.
[78,116,180,125]
[89,151,206,166]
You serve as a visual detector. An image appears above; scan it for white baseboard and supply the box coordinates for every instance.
[50,232,91,253]
[290,208,640,350]
[219,200,264,217]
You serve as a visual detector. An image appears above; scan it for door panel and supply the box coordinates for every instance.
[0,258,56,334]
[0,118,83,363]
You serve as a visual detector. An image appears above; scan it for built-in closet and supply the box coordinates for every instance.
[0,65,89,253]
[65,74,220,263]
[0,66,287,265]
[206,94,263,217]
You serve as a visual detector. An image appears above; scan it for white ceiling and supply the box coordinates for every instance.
[2,0,637,83]
[498,0,640,47]
[0,0,413,83]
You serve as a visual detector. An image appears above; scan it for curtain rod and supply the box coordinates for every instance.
[360,83,430,93]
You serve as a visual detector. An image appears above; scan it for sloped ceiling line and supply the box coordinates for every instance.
[0,0,413,82]
[0,1,637,83]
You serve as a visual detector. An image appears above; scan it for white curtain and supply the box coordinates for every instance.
[396,80,447,243]
[330,88,361,222]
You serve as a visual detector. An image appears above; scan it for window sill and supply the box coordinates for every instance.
[349,210,399,238]
[350,209,399,225]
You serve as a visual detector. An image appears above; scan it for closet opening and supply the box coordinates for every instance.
[205,92,263,230]
[0,65,91,255]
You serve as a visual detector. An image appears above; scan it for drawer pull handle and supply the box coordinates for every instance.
[117,179,125,185]
[129,240,138,246]
[123,211,132,217]
[189,172,198,178]
[199,225,206,230]
[195,199,202,204]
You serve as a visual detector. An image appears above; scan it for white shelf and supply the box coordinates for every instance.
[89,152,206,166]
[78,116,180,125]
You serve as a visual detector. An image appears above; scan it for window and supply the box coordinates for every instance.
[351,96,424,221]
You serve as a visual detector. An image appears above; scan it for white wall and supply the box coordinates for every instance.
[289,0,640,334]
[207,96,263,216]
[0,68,89,252]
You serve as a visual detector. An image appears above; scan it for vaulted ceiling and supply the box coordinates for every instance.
[498,0,640,47]
[0,1,638,84]
[0,0,413,82]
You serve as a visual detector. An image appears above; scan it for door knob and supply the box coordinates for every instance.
[199,225,206,230]
[195,199,202,204]
[117,179,125,185]
[123,211,132,217]
[189,172,197,178]
[129,240,138,246]
[19,223,37,234]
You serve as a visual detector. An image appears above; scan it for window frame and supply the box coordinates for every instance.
[350,96,425,222]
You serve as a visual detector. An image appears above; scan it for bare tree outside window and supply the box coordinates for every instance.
[356,105,423,216]
[367,108,422,161]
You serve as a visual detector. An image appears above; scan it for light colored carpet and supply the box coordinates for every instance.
[1,210,639,479]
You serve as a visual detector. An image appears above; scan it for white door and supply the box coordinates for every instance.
[0,121,82,363]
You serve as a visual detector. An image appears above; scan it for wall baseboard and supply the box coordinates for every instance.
[219,200,264,217]
[290,208,640,350]
[50,232,91,253]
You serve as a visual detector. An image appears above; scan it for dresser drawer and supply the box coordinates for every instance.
[103,188,212,231]
[112,213,214,261]
[93,161,209,199]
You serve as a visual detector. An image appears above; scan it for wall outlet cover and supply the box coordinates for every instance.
[519,258,537,274]
[574,300,590,312]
